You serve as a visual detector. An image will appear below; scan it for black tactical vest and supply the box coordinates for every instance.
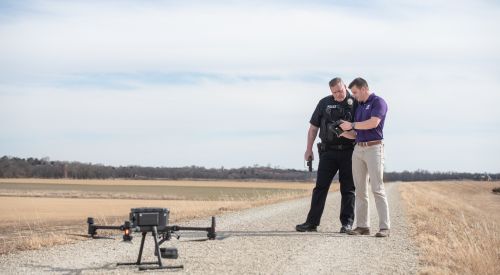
[319,94,357,145]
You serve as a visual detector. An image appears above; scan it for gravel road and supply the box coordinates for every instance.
[0,182,418,274]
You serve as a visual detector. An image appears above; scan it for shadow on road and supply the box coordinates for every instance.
[178,230,348,240]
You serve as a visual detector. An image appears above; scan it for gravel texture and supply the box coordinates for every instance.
[0,182,418,274]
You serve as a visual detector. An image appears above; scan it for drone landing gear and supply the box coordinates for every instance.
[117,226,183,271]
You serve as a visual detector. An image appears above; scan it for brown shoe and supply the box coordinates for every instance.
[347,227,370,235]
[375,229,390,237]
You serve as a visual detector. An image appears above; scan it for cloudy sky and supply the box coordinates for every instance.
[1,0,499,172]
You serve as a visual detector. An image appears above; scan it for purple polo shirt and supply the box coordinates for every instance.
[354,93,388,142]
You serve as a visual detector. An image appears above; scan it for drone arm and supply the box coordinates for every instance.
[167,217,216,239]
[87,217,132,240]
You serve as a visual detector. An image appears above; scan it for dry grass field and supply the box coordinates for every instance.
[400,181,500,275]
[0,178,315,189]
[0,178,325,254]
[0,178,314,200]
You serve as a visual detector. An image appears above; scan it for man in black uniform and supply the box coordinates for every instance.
[296,77,357,233]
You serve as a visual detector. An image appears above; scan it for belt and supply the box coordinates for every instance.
[318,143,354,151]
[356,140,383,147]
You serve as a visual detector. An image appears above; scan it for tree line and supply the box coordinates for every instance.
[0,156,497,182]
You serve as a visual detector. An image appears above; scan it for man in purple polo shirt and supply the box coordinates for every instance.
[339,77,390,237]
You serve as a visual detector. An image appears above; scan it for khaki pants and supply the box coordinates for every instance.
[352,143,390,229]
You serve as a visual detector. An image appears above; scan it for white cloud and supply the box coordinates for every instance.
[1,0,498,73]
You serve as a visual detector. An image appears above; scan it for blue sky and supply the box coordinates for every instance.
[1,0,499,172]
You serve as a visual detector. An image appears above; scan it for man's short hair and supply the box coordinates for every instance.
[329,77,343,87]
[348,77,369,89]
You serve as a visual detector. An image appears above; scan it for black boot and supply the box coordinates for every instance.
[340,224,352,233]
[295,222,317,232]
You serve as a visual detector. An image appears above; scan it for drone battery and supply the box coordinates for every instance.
[130,207,169,231]
[154,247,179,259]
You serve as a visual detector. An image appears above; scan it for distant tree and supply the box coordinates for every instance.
[0,155,499,181]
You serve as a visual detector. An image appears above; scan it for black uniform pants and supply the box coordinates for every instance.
[306,149,355,226]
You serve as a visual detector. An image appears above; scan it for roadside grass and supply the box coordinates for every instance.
[400,181,500,275]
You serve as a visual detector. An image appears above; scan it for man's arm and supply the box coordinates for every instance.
[339,117,381,131]
[340,130,356,139]
[304,124,319,161]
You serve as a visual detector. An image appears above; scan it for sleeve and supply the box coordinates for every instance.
[309,100,323,127]
[371,97,388,119]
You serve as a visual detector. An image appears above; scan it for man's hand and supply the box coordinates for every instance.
[340,130,356,140]
[339,120,353,131]
[304,150,314,161]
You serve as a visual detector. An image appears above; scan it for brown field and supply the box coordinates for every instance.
[0,178,326,254]
[400,181,500,275]
[0,178,315,189]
